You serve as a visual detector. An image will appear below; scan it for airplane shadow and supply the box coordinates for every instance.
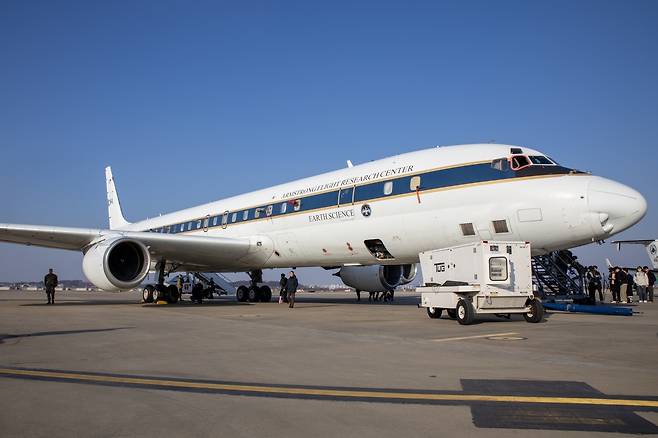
[0,327,133,344]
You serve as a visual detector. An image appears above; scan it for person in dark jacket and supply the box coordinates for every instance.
[44,268,58,304]
[586,266,603,302]
[646,267,655,302]
[279,273,288,303]
[624,268,634,303]
[285,271,298,308]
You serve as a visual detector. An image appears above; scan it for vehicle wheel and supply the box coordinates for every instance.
[456,299,475,325]
[152,287,160,302]
[167,285,179,304]
[142,285,154,303]
[426,307,442,319]
[259,285,272,302]
[447,309,457,319]
[248,287,260,302]
[524,299,544,323]
[236,285,249,302]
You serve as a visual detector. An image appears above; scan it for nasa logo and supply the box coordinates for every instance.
[361,204,372,217]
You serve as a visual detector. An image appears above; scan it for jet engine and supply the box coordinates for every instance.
[337,263,417,292]
[82,237,151,291]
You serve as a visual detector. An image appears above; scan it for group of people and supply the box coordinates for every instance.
[608,266,655,304]
[278,271,299,308]
[176,274,217,304]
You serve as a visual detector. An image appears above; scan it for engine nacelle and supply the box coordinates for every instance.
[337,265,404,292]
[82,238,151,291]
[399,263,418,285]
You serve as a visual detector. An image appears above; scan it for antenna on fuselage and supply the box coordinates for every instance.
[346,160,354,168]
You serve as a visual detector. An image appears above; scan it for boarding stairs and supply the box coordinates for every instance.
[192,272,237,296]
[532,251,586,300]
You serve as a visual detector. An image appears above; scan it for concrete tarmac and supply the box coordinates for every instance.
[1,289,657,437]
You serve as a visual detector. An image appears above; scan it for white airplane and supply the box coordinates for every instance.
[0,144,648,303]
[607,239,658,271]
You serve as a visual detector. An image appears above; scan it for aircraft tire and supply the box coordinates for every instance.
[142,285,154,303]
[247,286,260,302]
[426,307,442,319]
[456,299,475,325]
[259,285,272,302]
[523,299,544,323]
[236,286,249,302]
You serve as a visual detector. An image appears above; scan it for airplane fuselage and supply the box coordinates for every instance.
[120,144,647,272]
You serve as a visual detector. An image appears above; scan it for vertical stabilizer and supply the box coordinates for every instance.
[105,166,130,230]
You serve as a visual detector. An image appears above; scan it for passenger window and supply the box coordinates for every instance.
[203,218,209,229]
[492,220,509,233]
[383,181,393,195]
[460,223,476,236]
[281,202,287,214]
[187,222,192,231]
[196,220,202,229]
[339,187,354,205]
[266,205,273,216]
[231,212,237,223]
[293,199,301,211]
[410,176,421,191]
[222,212,229,225]
[243,210,249,221]
[255,208,263,219]
[212,217,218,226]
[180,224,185,232]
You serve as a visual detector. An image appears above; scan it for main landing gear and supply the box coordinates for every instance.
[236,269,272,303]
[142,260,180,304]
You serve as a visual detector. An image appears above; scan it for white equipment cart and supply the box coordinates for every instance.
[417,241,544,325]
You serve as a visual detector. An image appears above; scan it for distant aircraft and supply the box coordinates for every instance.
[0,144,648,303]
[606,239,658,272]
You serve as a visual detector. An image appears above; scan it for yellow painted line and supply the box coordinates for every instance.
[1,368,657,408]
[430,332,520,343]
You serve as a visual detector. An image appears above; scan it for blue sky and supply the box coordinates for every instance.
[1,0,656,283]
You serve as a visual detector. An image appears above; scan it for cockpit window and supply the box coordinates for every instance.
[491,158,509,171]
[510,155,531,170]
[529,155,555,165]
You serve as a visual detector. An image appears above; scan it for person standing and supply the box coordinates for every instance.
[44,268,58,304]
[610,267,621,303]
[624,268,634,303]
[279,273,288,303]
[586,266,599,303]
[593,266,603,302]
[646,267,655,302]
[634,267,649,303]
[286,271,298,308]
[618,268,628,303]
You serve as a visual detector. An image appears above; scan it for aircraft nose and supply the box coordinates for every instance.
[587,177,647,235]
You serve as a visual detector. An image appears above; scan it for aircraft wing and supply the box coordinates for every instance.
[0,223,103,250]
[0,223,257,268]
[612,239,655,246]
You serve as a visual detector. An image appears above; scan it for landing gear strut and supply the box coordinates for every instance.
[236,269,272,303]
[142,260,180,304]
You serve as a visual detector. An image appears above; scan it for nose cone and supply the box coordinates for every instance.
[588,177,647,235]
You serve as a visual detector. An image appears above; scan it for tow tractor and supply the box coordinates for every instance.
[417,241,544,325]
